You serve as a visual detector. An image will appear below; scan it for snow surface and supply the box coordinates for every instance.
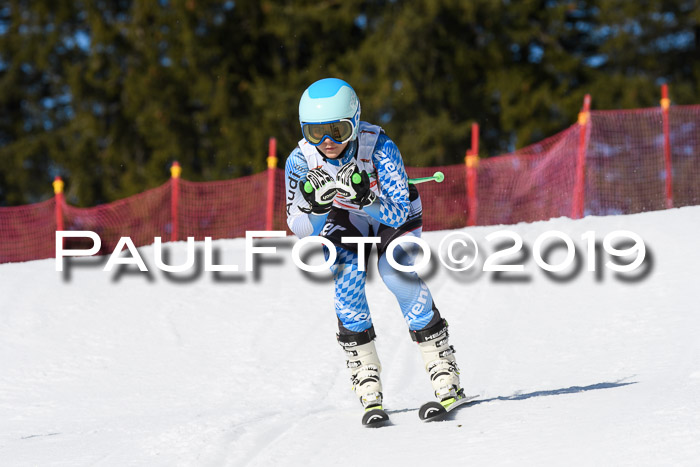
[1,207,699,466]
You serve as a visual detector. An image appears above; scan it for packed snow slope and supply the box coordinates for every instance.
[1,206,699,466]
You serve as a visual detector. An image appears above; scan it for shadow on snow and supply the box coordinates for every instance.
[386,378,637,417]
[473,379,638,405]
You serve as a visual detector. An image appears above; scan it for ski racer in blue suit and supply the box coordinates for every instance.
[285,78,463,412]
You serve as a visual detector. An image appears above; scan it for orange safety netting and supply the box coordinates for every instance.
[1,105,699,264]
[669,106,700,208]
[60,183,172,256]
[472,124,582,226]
[584,106,700,215]
[0,198,56,263]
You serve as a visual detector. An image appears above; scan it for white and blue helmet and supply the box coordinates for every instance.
[299,78,361,146]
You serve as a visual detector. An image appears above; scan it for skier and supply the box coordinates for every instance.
[284,78,464,423]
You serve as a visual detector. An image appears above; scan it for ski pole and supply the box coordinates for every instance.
[408,171,445,185]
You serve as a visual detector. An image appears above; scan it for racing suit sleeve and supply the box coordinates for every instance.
[363,135,411,228]
[285,148,328,238]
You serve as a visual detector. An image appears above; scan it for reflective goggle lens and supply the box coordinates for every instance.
[302,120,354,145]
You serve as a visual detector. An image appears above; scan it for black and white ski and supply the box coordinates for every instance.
[418,394,479,422]
[362,407,390,427]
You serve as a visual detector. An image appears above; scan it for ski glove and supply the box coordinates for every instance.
[300,168,337,214]
[336,162,376,208]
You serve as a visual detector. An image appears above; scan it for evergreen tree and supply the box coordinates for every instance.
[0,0,697,206]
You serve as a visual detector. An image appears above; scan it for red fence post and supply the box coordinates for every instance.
[53,176,65,232]
[572,94,591,219]
[170,162,181,242]
[661,84,673,209]
[465,123,479,227]
[266,137,278,231]
[53,176,65,252]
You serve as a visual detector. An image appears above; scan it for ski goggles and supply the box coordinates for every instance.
[301,119,355,146]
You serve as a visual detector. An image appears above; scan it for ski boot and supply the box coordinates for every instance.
[337,326,389,426]
[411,318,463,403]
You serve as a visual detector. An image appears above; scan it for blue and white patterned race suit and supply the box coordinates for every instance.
[285,122,435,333]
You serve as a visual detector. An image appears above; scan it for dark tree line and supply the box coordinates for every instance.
[0,0,698,206]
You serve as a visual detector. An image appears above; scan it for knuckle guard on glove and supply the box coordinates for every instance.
[335,162,376,207]
[300,168,337,214]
